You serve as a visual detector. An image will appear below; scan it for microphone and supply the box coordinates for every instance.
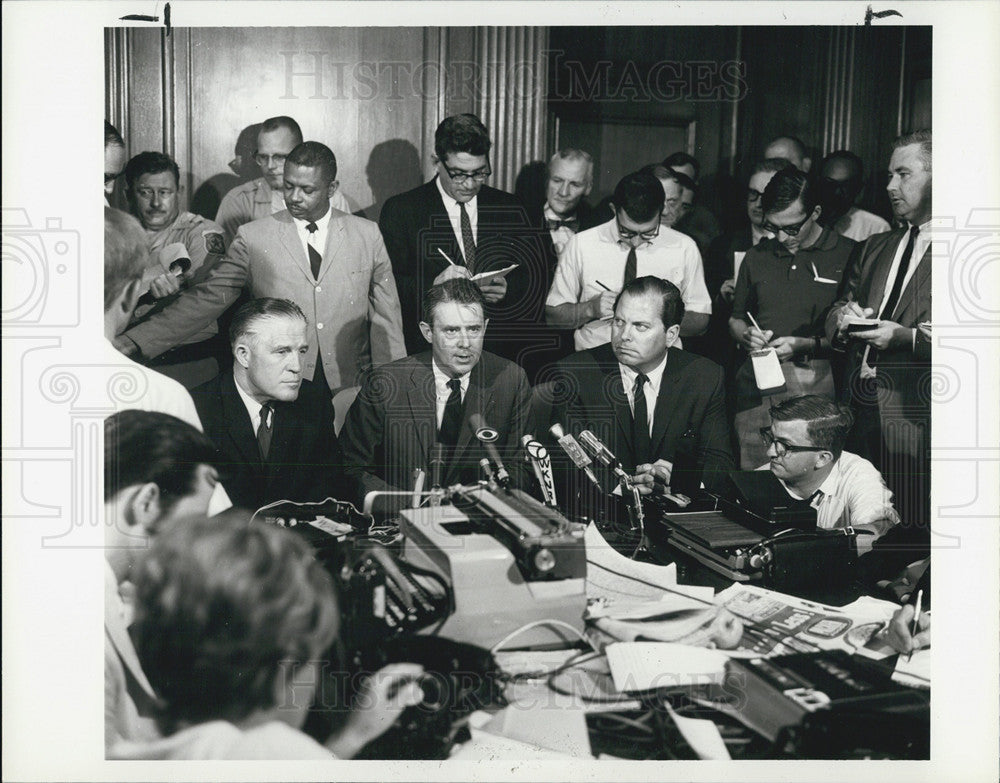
[578,430,631,483]
[428,443,445,506]
[549,423,602,492]
[470,414,510,489]
[521,435,558,507]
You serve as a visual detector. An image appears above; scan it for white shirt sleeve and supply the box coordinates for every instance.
[678,240,712,314]
[546,234,585,307]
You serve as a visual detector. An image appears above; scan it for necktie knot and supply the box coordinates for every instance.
[634,372,649,394]
[447,378,461,394]
[259,403,272,429]
[306,221,318,234]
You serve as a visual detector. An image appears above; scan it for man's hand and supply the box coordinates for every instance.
[885,604,930,656]
[147,271,182,299]
[592,290,617,320]
[851,320,911,351]
[768,335,807,361]
[476,275,507,303]
[631,459,673,496]
[433,265,472,286]
[719,278,736,302]
[112,334,142,360]
[741,326,773,352]
[326,663,425,758]
[834,301,873,340]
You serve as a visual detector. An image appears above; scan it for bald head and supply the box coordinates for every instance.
[764,136,809,172]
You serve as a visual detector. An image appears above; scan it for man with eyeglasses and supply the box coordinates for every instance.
[757,395,899,554]
[122,151,228,388]
[379,114,551,370]
[729,166,856,468]
[816,150,890,243]
[215,116,351,245]
[547,170,711,352]
[661,152,722,257]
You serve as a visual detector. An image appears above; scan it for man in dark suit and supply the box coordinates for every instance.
[190,298,345,511]
[378,114,551,375]
[551,276,734,502]
[826,130,932,531]
[339,279,531,514]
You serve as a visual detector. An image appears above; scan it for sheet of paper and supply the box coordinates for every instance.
[733,251,746,280]
[893,649,930,689]
[470,263,518,283]
[665,703,732,760]
[585,522,678,600]
[605,642,728,691]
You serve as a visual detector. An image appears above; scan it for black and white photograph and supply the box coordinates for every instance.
[2,1,998,780]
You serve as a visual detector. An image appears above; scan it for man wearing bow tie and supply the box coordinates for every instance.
[189,298,346,511]
[540,149,601,255]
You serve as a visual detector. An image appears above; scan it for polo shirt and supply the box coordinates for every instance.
[731,228,855,339]
[547,218,712,351]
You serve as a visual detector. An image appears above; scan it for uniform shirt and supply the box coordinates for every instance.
[834,206,891,243]
[618,350,668,436]
[732,228,855,339]
[216,176,351,245]
[758,450,900,553]
[547,219,712,351]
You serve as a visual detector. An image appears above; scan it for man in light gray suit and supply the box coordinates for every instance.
[116,142,406,394]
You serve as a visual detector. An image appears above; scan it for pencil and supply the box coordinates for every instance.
[595,280,612,291]
[907,589,923,662]
[746,311,764,334]
[437,248,457,266]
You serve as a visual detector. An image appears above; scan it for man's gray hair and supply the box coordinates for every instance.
[891,129,932,172]
[549,148,594,182]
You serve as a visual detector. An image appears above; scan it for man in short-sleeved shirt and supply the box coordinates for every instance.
[546,170,711,352]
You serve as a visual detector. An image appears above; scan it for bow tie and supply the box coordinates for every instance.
[546,217,580,232]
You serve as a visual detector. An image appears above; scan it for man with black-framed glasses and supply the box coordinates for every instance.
[546,170,711,352]
[757,395,899,554]
[728,166,856,468]
[216,116,351,245]
[379,114,552,375]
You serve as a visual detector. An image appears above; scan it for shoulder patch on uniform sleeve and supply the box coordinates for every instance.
[203,231,226,255]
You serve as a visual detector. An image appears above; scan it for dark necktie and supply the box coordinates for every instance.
[546,217,580,232]
[256,402,273,462]
[438,379,463,447]
[623,245,638,287]
[459,202,476,272]
[632,372,651,466]
[879,225,920,319]
[305,221,322,280]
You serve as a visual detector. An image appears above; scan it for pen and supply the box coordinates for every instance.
[437,248,457,266]
[746,311,764,334]
[595,280,612,291]
[907,589,923,662]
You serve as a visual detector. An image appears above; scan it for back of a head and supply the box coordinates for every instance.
[105,120,125,149]
[662,151,700,181]
[124,151,180,191]
[228,297,308,350]
[615,275,685,331]
[769,394,854,459]
[104,206,149,312]
[104,410,217,510]
[260,115,303,145]
[434,113,491,160]
[751,158,791,179]
[613,171,666,223]
[761,165,817,215]
[422,277,487,324]
[130,511,340,734]
[286,141,338,183]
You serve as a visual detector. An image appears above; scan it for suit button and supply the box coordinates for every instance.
[315,285,322,292]
[317,322,324,329]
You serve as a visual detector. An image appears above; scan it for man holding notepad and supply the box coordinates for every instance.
[379,114,552,373]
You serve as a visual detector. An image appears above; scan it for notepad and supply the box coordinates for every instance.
[605,642,729,692]
[470,263,518,284]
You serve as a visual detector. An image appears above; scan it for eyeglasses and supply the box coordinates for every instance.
[761,211,814,237]
[616,217,661,242]
[441,164,491,184]
[254,152,288,168]
[747,189,765,203]
[759,427,827,457]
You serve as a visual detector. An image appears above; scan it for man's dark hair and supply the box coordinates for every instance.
[229,297,307,349]
[662,151,700,181]
[131,511,339,734]
[421,278,487,325]
[891,129,932,173]
[258,115,303,146]
[286,141,338,183]
[614,275,686,331]
[612,171,666,223]
[105,120,124,148]
[104,410,217,513]
[769,394,854,459]
[124,151,180,191]
[761,165,819,216]
[670,169,697,194]
[434,114,492,161]
[751,158,790,178]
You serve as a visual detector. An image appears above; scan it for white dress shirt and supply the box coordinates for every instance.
[618,351,668,436]
[876,218,932,319]
[291,207,332,268]
[435,177,478,251]
[233,376,271,433]
[431,359,471,428]
[544,204,577,255]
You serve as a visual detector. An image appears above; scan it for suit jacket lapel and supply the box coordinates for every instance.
[890,244,931,322]
[105,568,157,700]
[650,351,683,455]
[406,360,438,462]
[450,366,494,480]
[277,215,315,283]
[593,348,634,468]
[222,374,263,468]
[318,212,345,282]
[865,229,905,311]
[425,178,465,268]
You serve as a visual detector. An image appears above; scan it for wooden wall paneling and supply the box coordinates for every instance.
[125,28,166,159]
